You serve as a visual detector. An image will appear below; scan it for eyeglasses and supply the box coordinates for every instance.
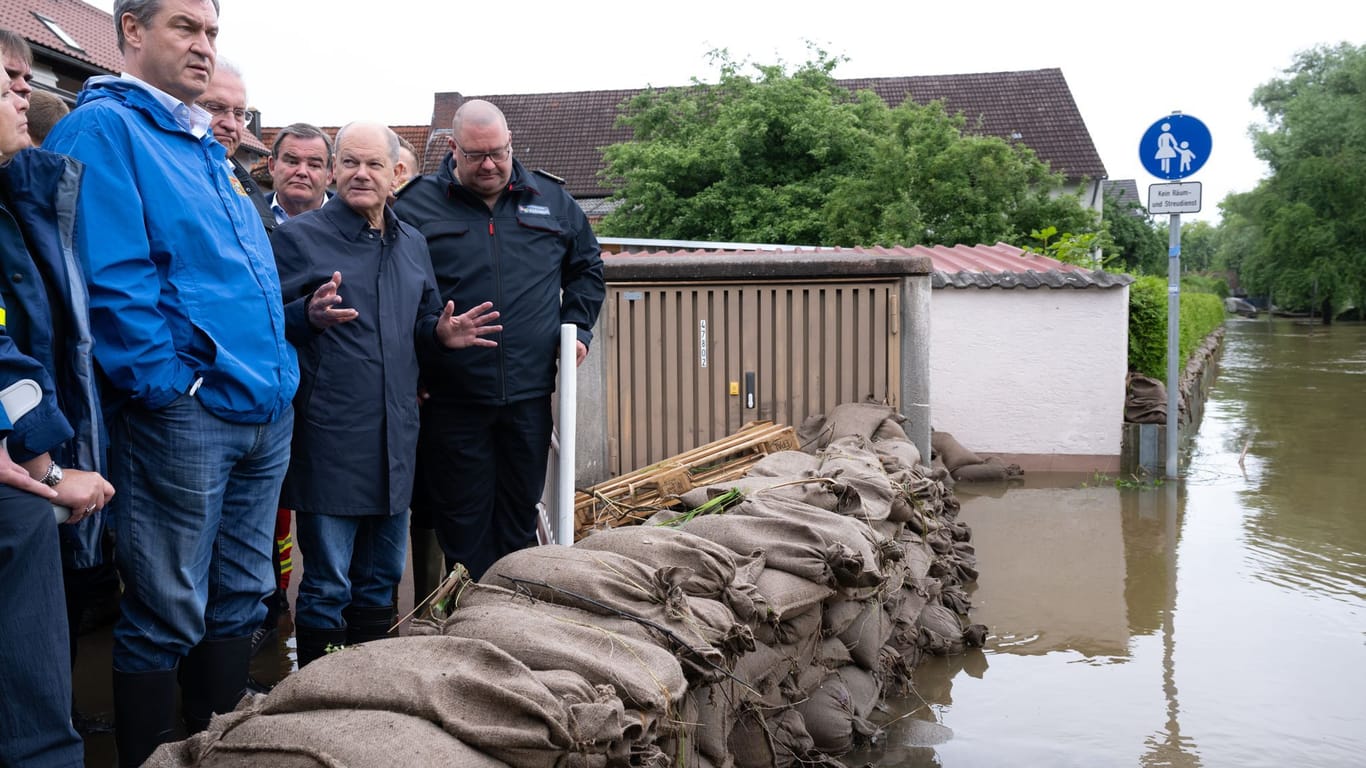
[455,143,511,164]
[197,100,252,126]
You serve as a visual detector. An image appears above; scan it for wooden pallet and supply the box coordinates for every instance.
[574,420,799,537]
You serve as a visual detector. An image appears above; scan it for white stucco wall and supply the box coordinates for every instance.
[929,285,1129,466]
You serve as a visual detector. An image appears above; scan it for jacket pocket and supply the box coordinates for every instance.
[515,212,566,235]
[419,221,471,239]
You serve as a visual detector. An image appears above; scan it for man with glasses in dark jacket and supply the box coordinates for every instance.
[394,99,604,581]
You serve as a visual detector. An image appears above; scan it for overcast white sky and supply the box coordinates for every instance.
[89,0,1361,224]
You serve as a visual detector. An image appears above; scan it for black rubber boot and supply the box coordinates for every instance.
[178,634,253,734]
[113,667,177,768]
[294,624,349,669]
[343,603,395,646]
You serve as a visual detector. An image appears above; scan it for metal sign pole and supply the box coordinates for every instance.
[1166,214,1181,479]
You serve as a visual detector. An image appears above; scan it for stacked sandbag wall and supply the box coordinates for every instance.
[151,402,984,768]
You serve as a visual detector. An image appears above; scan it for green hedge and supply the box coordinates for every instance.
[1128,275,1226,383]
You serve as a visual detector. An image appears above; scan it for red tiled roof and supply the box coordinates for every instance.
[601,241,1130,289]
[902,242,1082,274]
[0,0,121,74]
[431,68,1107,200]
[239,130,267,156]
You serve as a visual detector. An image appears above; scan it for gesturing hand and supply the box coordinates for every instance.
[435,301,501,349]
[308,271,360,330]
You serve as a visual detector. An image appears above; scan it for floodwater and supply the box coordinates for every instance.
[852,319,1366,767]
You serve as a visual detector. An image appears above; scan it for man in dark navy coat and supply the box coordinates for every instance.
[271,121,500,666]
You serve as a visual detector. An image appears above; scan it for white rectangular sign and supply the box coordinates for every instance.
[1148,182,1202,214]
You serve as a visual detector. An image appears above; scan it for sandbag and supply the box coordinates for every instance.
[952,456,1023,483]
[733,496,893,591]
[451,583,731,684]
[816,436,896,523]
[682,513,841,587]
[573,525,752,599]
[873,438,922,474]
[254,636,625,768]
[728,707,838,768]
[915,602,967,656]
[677,475,840,515]
[794,670,880,756]
[930,430,983,472]
[797,402,906,451]
[832,598,894,670]
[752,567,834,621]
[146,707,510,768]
[431,599,687,715]
[481,545,747,657]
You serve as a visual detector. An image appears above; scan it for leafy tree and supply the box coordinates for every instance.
[1102,188,1166,274]
[1238,42,1366,319]
[1179,220,1220,274]
[597,49,1102,248]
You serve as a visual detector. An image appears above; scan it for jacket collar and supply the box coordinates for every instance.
[78,76,216,146]
[321,194,400,244]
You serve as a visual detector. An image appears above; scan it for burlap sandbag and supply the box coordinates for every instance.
[952,456,1022,483]
[837,664,882,721]
[447,582,731,685]
[815,436,895,523]
[832,598,894,671]
[915,601,967,656]
[573,525,751,598]
[254,635,624,768]
[733,496,893,592]
[930,430,983,472]
[1125,372,1168,424]
[794,669,880,755]
[686,683,736,767]
[751,600,822,649]
[571,525,765,629]
[676,475,841,514]
[432,600,687,715]
[797,402,905,451]
[874,437,922,475]
[146,706,509,768]
[728,706,832,768]
[681,513,841,587]
[752,566,833,620]
[481,545,748,657]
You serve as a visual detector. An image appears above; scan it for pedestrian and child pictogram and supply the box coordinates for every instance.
[1139,113,1212,180]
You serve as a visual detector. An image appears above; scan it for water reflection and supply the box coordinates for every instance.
[853,320,1366,768]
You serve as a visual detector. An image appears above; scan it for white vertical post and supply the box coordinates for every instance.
[558,324,577,545]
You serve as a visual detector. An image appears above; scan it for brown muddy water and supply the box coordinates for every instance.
[72,319,1365,766]
[851,318,1366,767]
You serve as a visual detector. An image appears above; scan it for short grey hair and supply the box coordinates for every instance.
[0,29,34,66]
[114,0,221,52]
[214,56,242,80]
[271,122,333,166]
[334,122,400,165]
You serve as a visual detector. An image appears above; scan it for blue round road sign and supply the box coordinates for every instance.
[1139,113,1211,180]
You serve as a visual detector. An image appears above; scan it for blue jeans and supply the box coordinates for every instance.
[294,510,409,630]
[109,395,293,672]
[0,485,84,767]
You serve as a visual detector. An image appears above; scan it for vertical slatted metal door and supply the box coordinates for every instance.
[604,279,900,476]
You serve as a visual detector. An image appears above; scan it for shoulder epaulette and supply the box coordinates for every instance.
[394,176,421,199]
[533,168,566,185]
